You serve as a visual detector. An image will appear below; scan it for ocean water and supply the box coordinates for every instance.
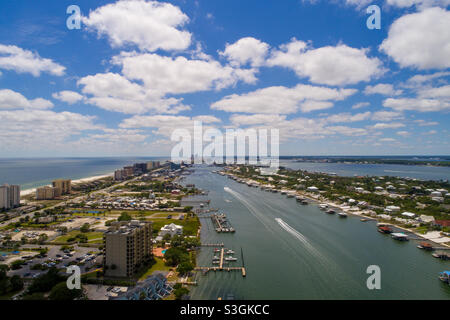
[0,157,166,191]
[183,166,450,300]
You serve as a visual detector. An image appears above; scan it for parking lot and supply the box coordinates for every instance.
[7,244,103,279]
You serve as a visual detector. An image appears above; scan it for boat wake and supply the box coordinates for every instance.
[224,186,274,233]
[275,218,327,262]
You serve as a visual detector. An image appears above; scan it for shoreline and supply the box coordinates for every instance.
[223,171,450,250]
[20,173,113,197]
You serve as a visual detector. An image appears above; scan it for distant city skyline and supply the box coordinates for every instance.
[0,0,449,157]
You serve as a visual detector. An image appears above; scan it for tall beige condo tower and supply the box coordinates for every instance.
[9,185,20,208]
[0,185,10,210]
[52,179,71,195]
[104,220,153,278]
[0,184,20,209]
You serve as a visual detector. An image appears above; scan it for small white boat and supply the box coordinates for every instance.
[225,257,237,261]
[226,250,235,254]
[319,204,328,210]
[337,212,347,218]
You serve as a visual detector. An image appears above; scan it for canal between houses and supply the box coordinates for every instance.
[181,166,450,300]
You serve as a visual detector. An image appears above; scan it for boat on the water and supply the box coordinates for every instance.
[378,225,392,234]
[391,233,409,241]
[226,250,235,254]
[319,204,328,210]
[417,242,434,251]
[360,218,368,222]
[225,257,237,261]
[301,200,308,205]
[439,271,450,283]
[326,209,335,214]
[337,212,347,218]
[432,252,450,260]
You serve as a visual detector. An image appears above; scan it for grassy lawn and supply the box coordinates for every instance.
[52,230,104,243]
[147,216,200,236]
[151,213,174,218]
[138,257,171,281]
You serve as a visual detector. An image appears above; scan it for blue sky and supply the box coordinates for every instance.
[0,0,449,157]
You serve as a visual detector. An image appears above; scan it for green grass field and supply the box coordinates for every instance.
[138,257,171,281]
[52,230,104,244]
[148,216,200,236]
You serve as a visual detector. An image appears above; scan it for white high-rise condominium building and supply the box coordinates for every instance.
[0,184,20,210]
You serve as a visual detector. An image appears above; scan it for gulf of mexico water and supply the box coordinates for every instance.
[183,166,450,300]
[0,157,167,191]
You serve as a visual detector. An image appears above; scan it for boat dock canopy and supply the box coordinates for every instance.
[391,233,408,238]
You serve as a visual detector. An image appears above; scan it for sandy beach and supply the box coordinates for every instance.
[20,173,113,197]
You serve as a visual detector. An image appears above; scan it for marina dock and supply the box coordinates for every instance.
[195,266,247,277]
[195,247,247,277]
[211,213,236,233]
[200,243,225,247]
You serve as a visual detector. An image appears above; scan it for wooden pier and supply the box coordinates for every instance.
[200,243,224,247]
[195,247,247,277]
[211,213,235,233]
[219,248,224,269]
[195,266,247,277]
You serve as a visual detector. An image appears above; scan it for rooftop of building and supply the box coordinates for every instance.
[105,220,152,235]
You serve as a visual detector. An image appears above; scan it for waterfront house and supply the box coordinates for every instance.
[159,223,183,238]
[418,215,435,224]
[401,212,416,218]
[433,220,450,229]
[385,205,400,214]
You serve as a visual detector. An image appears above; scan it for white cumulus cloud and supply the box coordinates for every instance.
[0,44,65,77]
[219,37,270,67]
[83,0,192,52]
[0,89,54,110]
[52,91,84,104]
[267,38,385,86]
[380,8,450,70]
[211,84,357,114]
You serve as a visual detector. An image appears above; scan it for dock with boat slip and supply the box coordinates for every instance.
[200,243,225,247]
[195,248,247,277]
[211,213,236,233]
